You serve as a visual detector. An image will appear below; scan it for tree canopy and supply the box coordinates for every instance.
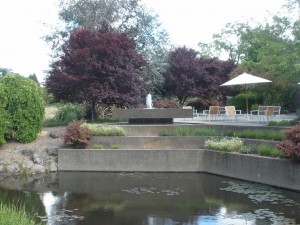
[44,0,170,93]
[163,46,235,104]
[198,0,300,110]
[45,28,147,120]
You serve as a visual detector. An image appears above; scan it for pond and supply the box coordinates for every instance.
[0,172,300,225]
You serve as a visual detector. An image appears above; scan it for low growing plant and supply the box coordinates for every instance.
[109,144,120,149]
[268,119,299,127]
[81,123,126,136]
[93,144,103,149]
[204,137,244,153]
[64,120,92,149]
[0,202,43,225]
[257,145,285,158]
[226,129,284,141]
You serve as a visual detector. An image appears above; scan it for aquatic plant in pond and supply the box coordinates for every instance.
[1,172,300,224]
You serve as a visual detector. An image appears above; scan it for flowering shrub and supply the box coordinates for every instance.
[277,123,300,161]
[64,120,92,149]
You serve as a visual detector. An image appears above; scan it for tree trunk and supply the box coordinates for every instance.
[91,100,96,122]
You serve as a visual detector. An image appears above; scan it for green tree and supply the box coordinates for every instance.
[240,15,300,110]
[0,74,45,143]
[0,67,12,77]
[28,73,40,85]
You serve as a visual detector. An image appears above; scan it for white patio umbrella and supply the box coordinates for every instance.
[220,72,272,113]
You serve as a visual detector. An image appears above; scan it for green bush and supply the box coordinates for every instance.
[257,145,285,158]
[82,123,126,136]
[0,202,43,225]
[64,120,92,148]
[204,137,244,153]
[0,74,45,143]
[54,103,85,123]
[227,93,262,112]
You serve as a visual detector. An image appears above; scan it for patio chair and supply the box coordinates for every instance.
[218,106,226,120]
[267,106,281,121]
[224,106,239,122]
[250,106,268,123]
[207,106,220,121]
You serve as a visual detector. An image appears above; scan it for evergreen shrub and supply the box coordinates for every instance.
[0,74,45,143]
[227,93,262,112]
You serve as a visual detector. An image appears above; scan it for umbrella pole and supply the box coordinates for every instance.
[245,85,249,114]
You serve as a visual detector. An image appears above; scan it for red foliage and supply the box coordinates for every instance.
[153,99,181,108]
[277,123,300,161]
[186,98,222,111]
[162,46,235,104]
[64,120,92,149]
[46,28,147,120]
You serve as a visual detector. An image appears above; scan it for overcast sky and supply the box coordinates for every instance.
[0,0,286,83]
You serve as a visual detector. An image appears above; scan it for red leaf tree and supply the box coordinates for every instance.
[162,46,235,104]
[46,28,147,120]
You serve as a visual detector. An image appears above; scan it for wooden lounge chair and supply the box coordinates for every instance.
[250,106,269,123]
[224,106,239,122]
[207,106,220,121]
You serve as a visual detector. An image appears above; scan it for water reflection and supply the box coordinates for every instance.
[0,172,300,225]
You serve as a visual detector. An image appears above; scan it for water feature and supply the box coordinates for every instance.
[1,172,300,225]
[146,93,153,109]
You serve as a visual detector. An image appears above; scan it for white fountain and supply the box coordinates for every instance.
[146,93,153,109]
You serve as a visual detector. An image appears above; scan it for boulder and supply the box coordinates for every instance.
[32,153,44,165]
[22,160,34,169]
[31,165,46,174]
[46,147,58,156]
[48,161,57,172]
[49,132,60,139]
[7,163,20,173]
[20,149,34,158]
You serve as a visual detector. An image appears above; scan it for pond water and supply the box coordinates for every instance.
[0,172,300,225]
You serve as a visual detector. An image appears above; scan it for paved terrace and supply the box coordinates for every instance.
[174,113,298,126]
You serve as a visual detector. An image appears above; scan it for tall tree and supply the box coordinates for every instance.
[45,28,147,121]
[28,73,40,85]
[44,0,170,92]
[0,67,12,77]
[163,47,235,104]
[198,22,251,64]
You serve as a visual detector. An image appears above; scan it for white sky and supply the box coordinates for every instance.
[0,0,286,83]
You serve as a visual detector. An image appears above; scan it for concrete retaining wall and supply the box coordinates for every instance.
[58,149,204,172]
[58,149,300,191]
